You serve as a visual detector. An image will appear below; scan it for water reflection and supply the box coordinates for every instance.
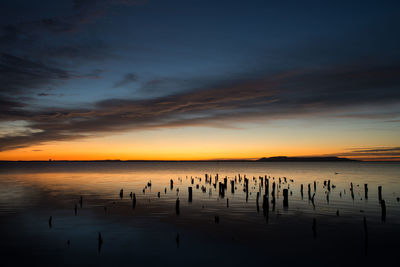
[0,162,399,266]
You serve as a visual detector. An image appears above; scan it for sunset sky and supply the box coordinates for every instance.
[1,0,400,161]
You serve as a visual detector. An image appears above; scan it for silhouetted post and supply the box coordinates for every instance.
[132,193,136,209]
[378,186,382,202]
[308,184,311,200]
[350,183,354,201]
[256,192,260,212]
[120,189,123,199]
[244,178,249,201]
[265,176,269,195]
[79,196,83,208]
[327,180,331,191]
[364,184,368,200]
[312,218,316,238]
[263,194,269,219]
[224,177,227,189]
[300,184,304,199]
[176,198,180,215]
[283,189,289,208]
[272,182,276,197]
[271,195,275,211]
[231,180,235,194]
[188,187,193,202]
[170,179,174,190]
[227,198,229,208]
[363,217,368,256]
[98,232,103,253]
[219,182,225,198]
[314,181,316,192]
[381,199,386,222]
[311,193,315,209]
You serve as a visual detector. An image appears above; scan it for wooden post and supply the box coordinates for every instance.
[263,193,269,219]
[188,187,193,202]
[231,180,235,194]
[98,232,103,253]
[300,184,304,199]
[364,184,368,199]
[176,198,180,215]
[283,189,289,208]
[170,179,174,190]
[378,186,382,202]
[132,193,136,209]
[219,182,225,198]
[272,182,276,197]
[381,199,386,222]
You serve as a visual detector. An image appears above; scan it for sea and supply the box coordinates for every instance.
[0,161,399,266]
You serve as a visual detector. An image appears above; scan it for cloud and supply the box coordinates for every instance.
[335,147,400,161]
[113,73,138,88]
[0,53,71,95]
[0,0,138,97]
[1,63,400,151]
[0,53,103,96]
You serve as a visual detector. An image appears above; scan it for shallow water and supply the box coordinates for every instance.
[0,162,399,266]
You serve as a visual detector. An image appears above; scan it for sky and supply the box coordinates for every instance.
[0,0,400,161]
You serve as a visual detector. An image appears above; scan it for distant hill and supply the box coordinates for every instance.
[256,156,357,162]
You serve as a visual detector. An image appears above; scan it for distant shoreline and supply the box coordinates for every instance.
[0,156,381,163]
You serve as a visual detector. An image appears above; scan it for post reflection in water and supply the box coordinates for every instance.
[0,161,399,266]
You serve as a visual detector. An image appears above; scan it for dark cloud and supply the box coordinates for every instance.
[0,53,71,95]
[113,73,138,88]
[336,147,400,160]
[0,0,138,98]
[1,63,400,151]
[0,53,103,95]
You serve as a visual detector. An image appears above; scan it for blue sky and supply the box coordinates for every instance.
[1,0,400,160]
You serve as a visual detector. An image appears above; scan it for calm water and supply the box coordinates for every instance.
[0,162,399,266]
